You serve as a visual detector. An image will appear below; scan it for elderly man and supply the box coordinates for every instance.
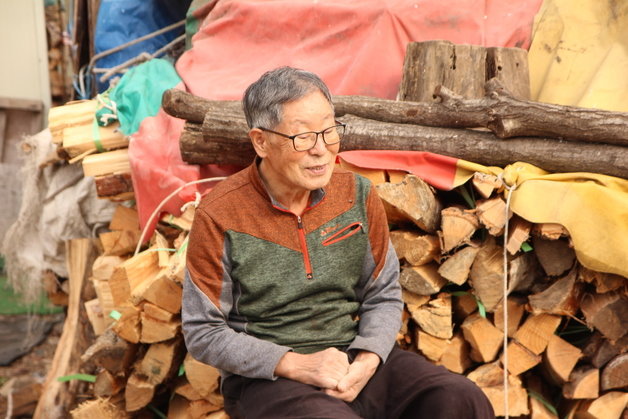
[183,67,494,418]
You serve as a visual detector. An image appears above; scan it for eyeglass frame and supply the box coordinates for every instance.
[257,121,346,152]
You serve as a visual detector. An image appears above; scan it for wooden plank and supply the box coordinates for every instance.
[34,239,96,419]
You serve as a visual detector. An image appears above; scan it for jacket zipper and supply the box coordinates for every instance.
[297,215,314,280]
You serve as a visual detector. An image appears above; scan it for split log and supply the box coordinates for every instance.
[70,398,129,419]
[399,263,447,296]
[563,367,599,399]
[475,197,510,236]
[140,313,180,344]
[109,205,140,231]
[543,334,582,384]
[580,391,628,419]
[82,149,130,177]
[131,270,182,313]
[34,239,96,419]
[80,328,137,374]
[94,173,134,200]
[390,230,440,266]
[453,292,478,321]
[493,297,525,338]
[375,175,441,232]
[438,333,472,374]
[137,337,184,385]
[437,246,479,285]
[508,252,538,293]
[93,370,125,398]
[408,293,453,339]
[62,122,128,158]
[461,313,504,363]
[578,267,626,294]
[528,269,582,316]
[467,363,530,417]
[513,313,562,355]
[505,216,532,255]
[472,172,503,199]
[532,223,569,240]
[99,230,141,256]
[581,291,628,343]
[583,332,628,369]
[469,238,504,312]
[91,255,125,281]
[174,376,203,401]
[181,112,628,178]
[109,250,159,308]
[49,100,98,145]
[84,298,107,335]
[601,353,628,391]
[183,353,221,399]
[112,305,141,344]
[532,237,576,277]
[417,330,448,363]
[502,340,541,376]
[124,373,155,412]
[438,207,479,253]
[529,396,558,419]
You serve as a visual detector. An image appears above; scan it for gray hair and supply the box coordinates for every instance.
[243,67,333,129]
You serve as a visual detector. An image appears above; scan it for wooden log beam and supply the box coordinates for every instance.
[162,83,628,147]
[178,113,628,179]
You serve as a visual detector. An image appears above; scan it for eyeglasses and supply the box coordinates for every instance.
[258,122,346,152]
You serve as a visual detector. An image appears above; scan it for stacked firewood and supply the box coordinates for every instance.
[47,100,134,201]
[59,168,627,418]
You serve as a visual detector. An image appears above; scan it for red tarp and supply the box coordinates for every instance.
[129,0,543,235]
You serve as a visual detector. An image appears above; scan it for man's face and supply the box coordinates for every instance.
[257,90,340,195]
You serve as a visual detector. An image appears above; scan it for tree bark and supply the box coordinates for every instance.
[179,112,628,178]
[163,84,628,147]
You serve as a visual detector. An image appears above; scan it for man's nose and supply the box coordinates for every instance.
[309,133,328,155]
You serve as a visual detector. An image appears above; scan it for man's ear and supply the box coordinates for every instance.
[249,128,268,158]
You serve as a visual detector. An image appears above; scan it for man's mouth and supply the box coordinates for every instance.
[306,164,328,175]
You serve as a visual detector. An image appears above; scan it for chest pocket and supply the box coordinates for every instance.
[321,222,365,246]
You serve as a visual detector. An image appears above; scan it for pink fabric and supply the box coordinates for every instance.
[129,0,543,235]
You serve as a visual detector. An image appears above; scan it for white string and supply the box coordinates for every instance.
[501,177,517,419]
[134,177,227,256]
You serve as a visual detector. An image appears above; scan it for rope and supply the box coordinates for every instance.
[134,177,227,256]
[501,176,517,419]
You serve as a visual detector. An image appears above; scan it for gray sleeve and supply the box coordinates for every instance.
[182,271,291,380]
[348,240,403,363]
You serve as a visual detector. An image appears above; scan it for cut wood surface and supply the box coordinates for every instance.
[112,305,141,344]
[528,269,581,316]
[109,250,159,308]
[461,313,504,363]
[80,328,136,374]
[124,373,155,412]
[437,245,479,285]
[505,216,532,255]
[563,367,599,399]
[601,353,628,391]
[140,312,180,343]
[532,237,576,277]
[582,391,628,419]
[390,230,440,266]
[109,205,140,232]
[93,370,125,398]
[409,293,453,339]
[82,149,130,177]
[438,333,472,374]
[493,297,525,338]
[138,338,184,385]
[376,175,441,232]
[581,291,628,343]
[468,364,530,417]
[513,313,562,355]
[502,340,541,376]
[438,207,479,253]
[69,398,129,419]
[469,238,504,312]
[399,263,447,296]
[472,172,503,199]
[183,353,221,399]
[475,197,510,236]
[543,334,582,384]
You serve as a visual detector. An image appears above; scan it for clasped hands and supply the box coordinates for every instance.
[274,347,380,402]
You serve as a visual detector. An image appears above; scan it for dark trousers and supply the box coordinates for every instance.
[222,346,495,419]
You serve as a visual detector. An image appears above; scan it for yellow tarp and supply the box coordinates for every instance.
[529,0,628,111]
